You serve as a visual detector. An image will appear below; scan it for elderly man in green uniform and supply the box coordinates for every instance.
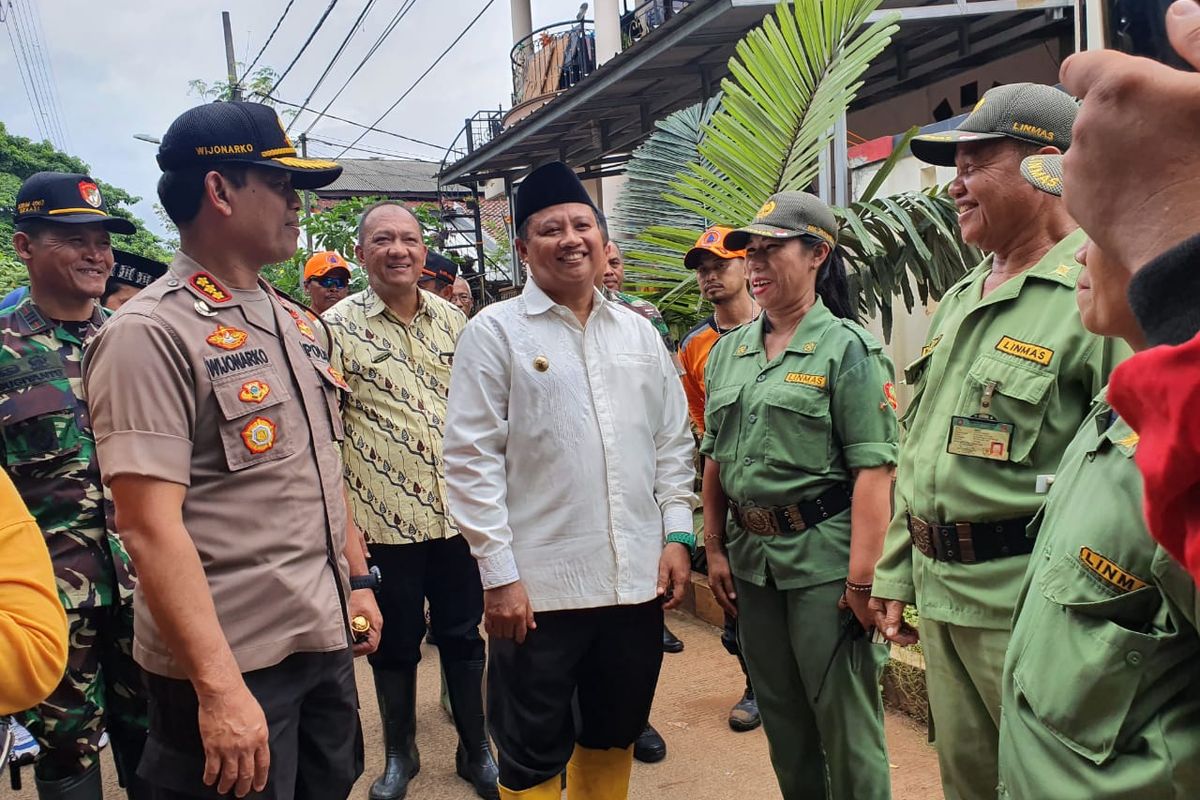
[870,84,1128,800]
[3,171,149,798]
[992,156,1200,799]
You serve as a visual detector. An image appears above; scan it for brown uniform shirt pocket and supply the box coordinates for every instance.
[210,367,298,471]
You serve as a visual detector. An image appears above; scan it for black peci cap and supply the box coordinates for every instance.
[156,101,343,189]
[513,161,596,232]
[14,171,137,234]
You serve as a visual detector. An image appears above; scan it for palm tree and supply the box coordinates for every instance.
[611,0,978,338]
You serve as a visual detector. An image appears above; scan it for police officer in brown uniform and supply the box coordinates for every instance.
[84,101,382,800]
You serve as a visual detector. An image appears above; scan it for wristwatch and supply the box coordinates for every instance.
[350,565,382,592]
[665,531,697,556]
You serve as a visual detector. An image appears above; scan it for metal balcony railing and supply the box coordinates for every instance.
[511,18,596,106]
[621,0,694,48]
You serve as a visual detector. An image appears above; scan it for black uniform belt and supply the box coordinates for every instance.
[907,514,1035,564]
[730,484,852,537]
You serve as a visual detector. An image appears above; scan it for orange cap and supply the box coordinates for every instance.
[684,226,747,268]
[304,251,351,281]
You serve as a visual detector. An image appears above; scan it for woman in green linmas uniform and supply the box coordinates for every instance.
[700,191,898,800]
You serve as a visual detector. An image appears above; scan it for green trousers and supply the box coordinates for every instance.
[735,577,891,800]
[920,619,1009,800]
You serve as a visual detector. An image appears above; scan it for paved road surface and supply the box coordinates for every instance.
[12,611,943,799]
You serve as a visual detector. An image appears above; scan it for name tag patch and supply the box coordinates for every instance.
[995,336,1054,366]
[785,372,826,388]
[1080,547,1147,594]
[204,348,270,380]
[0,352,66,393]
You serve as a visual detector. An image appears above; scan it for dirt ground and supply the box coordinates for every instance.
[14,611,943,799]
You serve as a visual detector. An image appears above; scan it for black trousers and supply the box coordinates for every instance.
[138,649,362,799]
[489,600,664,790]
[367,535,485,669]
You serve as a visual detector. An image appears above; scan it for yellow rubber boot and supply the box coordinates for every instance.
[499,774,562,799]
[566,744,634,800]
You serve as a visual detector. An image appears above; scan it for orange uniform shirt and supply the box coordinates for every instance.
[678,316,728,434]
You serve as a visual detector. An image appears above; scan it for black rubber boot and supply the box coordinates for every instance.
[443,659,499,800]
[34,761,103,800]
[633,724,666,763]
[370,667,421,800]
[109,727,156,800]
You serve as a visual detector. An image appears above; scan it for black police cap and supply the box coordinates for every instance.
[14,171,137,234]
[156,101,343,190]
[421,251,458,284]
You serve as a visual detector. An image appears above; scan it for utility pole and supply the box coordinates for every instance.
[222,12,241,101]
[299,133,313,253]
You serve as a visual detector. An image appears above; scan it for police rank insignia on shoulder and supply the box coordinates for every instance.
[1079,547,1147,594]
[190,272,231,303]
[207,325,248,351]
[241,416,277,454]
[238,380,271,404]
[785,372,827,388]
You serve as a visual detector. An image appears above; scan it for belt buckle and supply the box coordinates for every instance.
[956,522,977,564]
[908,516,934,558]
[742,507,780,536]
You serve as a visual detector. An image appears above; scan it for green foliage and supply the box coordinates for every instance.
[611,0,978,338]
[0,121,171,288]
[190,65,281,105]
[0,253,28,296]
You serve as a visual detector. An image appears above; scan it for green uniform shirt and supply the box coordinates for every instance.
[0,299,134,609]
[998,397,1200,798]
[700,298,898,590]
[874,230,1128,628]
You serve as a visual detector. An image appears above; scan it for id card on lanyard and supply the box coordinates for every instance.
[947,380,1014,461]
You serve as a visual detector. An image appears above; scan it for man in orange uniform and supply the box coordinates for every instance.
[676,226,761,731]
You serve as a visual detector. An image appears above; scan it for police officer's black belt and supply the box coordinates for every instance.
[730,484,852,536]
[907,514,1035,564]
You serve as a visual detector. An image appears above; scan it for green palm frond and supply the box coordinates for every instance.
[611,0,979,339]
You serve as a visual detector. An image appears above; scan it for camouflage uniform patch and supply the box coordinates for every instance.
[0,299,144,777]
[605,289,676,352]
[18,606,146,778]
[0,299,135,608]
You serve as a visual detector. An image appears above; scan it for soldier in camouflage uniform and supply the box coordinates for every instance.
[5,172,148,799]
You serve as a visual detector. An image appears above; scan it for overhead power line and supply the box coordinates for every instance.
[297,0,419,136]
[266,0,341,95]
[335,0,497,158]
[261,94,445,151]
[242,0,298,79]
[2,6,46,142]
[286,0,378,134]
[19,0,70,150]
[306,133,436,161]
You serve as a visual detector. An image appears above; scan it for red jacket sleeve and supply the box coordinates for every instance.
[1108,333,1200,585]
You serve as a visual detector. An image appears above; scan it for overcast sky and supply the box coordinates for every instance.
[0,0,586,236]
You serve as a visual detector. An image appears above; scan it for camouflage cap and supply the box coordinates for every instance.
[1020,154,1064,197]
[911,83,1079,167]
[725,192,838,251]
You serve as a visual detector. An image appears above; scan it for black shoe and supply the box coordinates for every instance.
[633,724,666,764]
[34,762,103,800]
[370,667,421,800]
[444,659,499,800]
[728,685,761,732]
[662,625,684,654]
